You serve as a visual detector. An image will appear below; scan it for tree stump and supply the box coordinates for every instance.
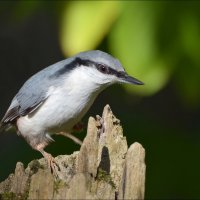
[0,105,146,199]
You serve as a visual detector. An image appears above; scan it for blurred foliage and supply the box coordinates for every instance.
[2,1,200,106]
[60,1,121,56]
[59,1,200,107]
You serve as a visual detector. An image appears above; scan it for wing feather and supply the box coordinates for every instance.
[1,96,48,125]
[1,57,74,126]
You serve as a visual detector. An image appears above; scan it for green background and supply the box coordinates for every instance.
[0,1,200,199]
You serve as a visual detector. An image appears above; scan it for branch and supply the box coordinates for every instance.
[0,105,146,199]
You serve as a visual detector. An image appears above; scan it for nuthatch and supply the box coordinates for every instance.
[0,50,143,174]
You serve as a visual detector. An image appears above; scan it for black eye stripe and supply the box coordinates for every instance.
[52,57,125,79]
[76,57,120,76]
[98,65,126,78]
[116,71,126,78]
[96,63,110,74]
[96,63,123,77]
[75,57,92,66]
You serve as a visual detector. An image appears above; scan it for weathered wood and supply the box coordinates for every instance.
[0,105,146,199]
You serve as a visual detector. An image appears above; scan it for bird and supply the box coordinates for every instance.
[0,50,143,174]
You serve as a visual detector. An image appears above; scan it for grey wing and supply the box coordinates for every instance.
[1,57,73,125]
[14,58,74,117]
[1,92,48,125]
[0,98,20,131]
[1,77,50,125]
[16,81,49,117]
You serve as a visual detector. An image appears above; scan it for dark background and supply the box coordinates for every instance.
[0,1,200,199]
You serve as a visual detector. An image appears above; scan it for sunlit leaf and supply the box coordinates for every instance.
[109,2,173,96]
[60,1,121,56]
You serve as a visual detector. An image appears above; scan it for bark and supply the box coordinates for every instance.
[0,105,146,199]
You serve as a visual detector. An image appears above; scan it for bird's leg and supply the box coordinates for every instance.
[56,122,84,146]
[35,143,59,176]
[58,132,83,146]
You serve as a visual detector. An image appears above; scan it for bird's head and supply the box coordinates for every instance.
[69,50,143,88]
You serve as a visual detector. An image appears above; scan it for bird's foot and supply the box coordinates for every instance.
[58,132,83,146]
[35,144,60,177]
[42,151,60,177]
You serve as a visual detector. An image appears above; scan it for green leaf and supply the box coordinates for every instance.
[60,1,121,56]
[109,2,173,96]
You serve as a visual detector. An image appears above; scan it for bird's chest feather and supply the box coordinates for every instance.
[17,71,101,136]
[32,78,98,132]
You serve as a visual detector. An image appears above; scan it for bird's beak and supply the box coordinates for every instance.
[119,73,144,85]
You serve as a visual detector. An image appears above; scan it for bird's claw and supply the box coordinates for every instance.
[43,151,60,177]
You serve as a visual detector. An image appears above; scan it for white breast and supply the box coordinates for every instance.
[17,66,103,138]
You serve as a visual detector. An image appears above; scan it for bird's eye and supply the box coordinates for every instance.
[97,64,109,74]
